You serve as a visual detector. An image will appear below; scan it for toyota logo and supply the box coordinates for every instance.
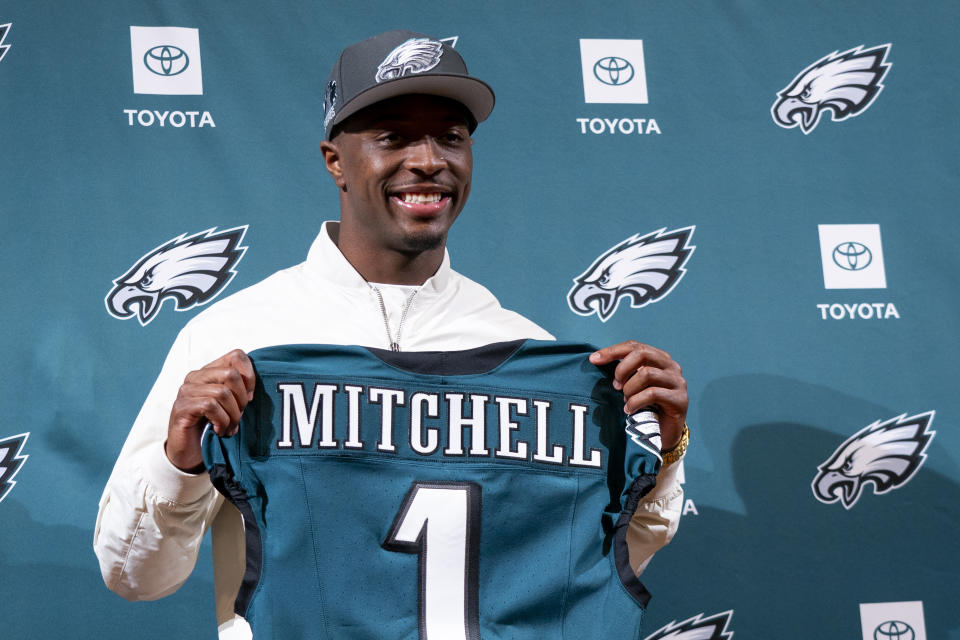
[593,56,634,86]
[144,45,189,76]
[874,620,914,640]
[832,241,873,271]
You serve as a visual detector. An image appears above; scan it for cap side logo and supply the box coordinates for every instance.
[772,44,891,134]
[375,37,443,83]
[323,79,338,130]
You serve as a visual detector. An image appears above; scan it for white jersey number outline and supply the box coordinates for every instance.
[383,482,482,640]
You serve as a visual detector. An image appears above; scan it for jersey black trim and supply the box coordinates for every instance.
[366,340,526,375]
[207,438,263,618]
[612,474,658,608]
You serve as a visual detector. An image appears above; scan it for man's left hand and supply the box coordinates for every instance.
[590,341,688,451]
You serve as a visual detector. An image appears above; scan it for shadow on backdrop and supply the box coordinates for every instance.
[641,374,959,640]
[0,497,216,639]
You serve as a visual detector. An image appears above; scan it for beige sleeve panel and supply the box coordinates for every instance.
[627,455,684,576]
[93,326,224,601]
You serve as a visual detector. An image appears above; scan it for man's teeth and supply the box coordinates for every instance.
[399,193,442,204]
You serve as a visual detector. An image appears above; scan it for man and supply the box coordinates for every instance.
[94,30,687,638]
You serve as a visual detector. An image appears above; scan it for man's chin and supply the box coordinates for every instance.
[399,231,445,253]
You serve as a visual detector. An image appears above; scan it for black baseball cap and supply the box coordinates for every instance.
[323,30,495,139]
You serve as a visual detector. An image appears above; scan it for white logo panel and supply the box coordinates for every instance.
[860,601,926,640]
[130,26,203,95]
[818,224,887,289]
[580,39,648,104]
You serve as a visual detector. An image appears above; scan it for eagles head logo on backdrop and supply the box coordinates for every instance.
[0,433,29,504]
[0,23,12,65]
[105,226,247,326]
[812,411,935,509]
[375,37,444,83]
[644,610,735,640]
[568,227,695,322]
[772,44,891,134]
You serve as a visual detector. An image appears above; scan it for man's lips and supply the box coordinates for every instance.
[389,188,453,215]
[396,192,443,204]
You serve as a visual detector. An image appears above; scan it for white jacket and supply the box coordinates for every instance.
[94,221,683,638]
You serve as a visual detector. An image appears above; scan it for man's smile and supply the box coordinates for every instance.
[389,186,454,215]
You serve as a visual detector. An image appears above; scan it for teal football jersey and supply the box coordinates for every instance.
[202,340,663,639]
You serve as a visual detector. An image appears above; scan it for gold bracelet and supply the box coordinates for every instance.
[661,423,689,465]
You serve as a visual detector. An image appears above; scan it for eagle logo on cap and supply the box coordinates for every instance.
[323,80,338,129]
[375,37,443,83]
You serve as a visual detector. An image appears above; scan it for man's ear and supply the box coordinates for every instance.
[320,140,346,191]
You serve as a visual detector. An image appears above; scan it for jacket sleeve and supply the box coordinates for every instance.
[627,455,684,576]
[93,327,224,600]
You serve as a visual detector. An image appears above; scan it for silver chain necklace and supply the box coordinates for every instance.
[369,285,419,352]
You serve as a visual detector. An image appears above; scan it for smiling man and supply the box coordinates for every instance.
[95,30,688,639]
[323,93,475,284]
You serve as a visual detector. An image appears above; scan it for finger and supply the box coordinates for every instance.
[183,366,252,412]
[620,367,683,401]
[624,386,688,417]
[591,340,674,368]
[224,350,256,400]
[182,383,244,426]
[171,395,234,435]
[589,340,640,365]
[195,350,255,399]
[611,346,677,389]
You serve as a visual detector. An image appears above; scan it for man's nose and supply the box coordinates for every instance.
[404,137,447,175]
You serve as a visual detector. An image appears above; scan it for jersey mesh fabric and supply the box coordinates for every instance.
[202,340,662,640]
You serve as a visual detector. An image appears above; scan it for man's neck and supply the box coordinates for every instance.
[329,222,444,286]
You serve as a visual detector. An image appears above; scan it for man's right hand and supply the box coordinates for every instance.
[165,349,255,473]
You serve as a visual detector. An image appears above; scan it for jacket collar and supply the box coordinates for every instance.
[304,221,452,295]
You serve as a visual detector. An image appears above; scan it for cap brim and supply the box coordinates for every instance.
[329,74,495,136]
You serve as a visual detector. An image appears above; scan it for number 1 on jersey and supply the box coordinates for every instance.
[383,482,482,640]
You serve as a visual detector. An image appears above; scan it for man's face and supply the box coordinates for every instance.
[325,94,474,254]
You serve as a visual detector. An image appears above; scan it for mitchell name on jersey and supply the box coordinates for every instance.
[273,378,608,469]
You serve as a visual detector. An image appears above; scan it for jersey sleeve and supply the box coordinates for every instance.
[202,425,262,619]
[609,410,664,607]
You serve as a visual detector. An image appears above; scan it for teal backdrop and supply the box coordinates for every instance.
[1,1,958,638]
